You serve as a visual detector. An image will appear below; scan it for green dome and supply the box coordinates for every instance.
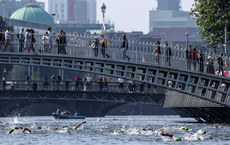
[10,4,55,31]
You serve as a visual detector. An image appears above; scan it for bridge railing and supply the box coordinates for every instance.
[0,80,160,95]
[2,33,229,76]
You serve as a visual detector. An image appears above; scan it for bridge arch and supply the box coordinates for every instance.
[1,53,230,108]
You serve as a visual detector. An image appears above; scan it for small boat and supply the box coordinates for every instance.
[52,109,85,119]
[52,113,85,119]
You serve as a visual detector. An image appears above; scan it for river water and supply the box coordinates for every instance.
[0,115,230,145]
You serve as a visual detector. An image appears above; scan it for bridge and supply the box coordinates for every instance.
[0,80,164,117]
[1,33,230,122]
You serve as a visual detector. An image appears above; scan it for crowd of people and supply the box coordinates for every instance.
[0,27,67,54]
[1,72,154,94]
[185,44,225,76]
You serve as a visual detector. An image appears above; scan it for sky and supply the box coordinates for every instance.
[37,0,195,34]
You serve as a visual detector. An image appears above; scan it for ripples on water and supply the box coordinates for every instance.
[0,116,229,145]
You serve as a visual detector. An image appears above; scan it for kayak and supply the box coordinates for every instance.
[52,113,85,119]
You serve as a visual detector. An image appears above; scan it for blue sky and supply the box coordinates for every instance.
[38,0,195,33]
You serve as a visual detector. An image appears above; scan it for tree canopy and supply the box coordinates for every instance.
[191,0,230,48]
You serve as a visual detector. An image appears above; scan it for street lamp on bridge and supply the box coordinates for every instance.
[101,3,106,34]
[185,33,189,49]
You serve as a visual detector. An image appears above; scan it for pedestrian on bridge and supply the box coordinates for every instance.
[153,41,161,65]
[43,75,49,90]
[122,34,130,61]
[165,43,172,66]
[191,47,198,71]
[56,29,66,54]
[185,45,192,70]
[117,78,124,93]
[100,35,110,58]
[0,29,4,52]
[41,32,49,53]
[29,29,36,53]
[102,76,108,92]
[56,75,62,91]
[75,74,81,91]
[19,27,25,53]
[2,75,7,91]
[51,74,57,91]
[25,73,31,90]
[206,53,215,74]
[91,37,99,57]
[3,27,12,52]
[65,76,69,91]
[198,50,205,72]
[98,76,103,92]
[47,27,53,53]
[24,29,30,52]
[217,53,225,76]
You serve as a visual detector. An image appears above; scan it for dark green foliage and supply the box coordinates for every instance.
[191,0,230,48]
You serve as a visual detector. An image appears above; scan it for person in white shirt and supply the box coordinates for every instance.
[24,29,30,52]
[3,27,12,52]
[41,32,49,53]
[117,78,124,93]
[86,74,92,90]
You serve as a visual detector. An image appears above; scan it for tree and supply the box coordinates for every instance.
[191,0,230,48]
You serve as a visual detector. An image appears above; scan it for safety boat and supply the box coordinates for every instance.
[52,109,85,119]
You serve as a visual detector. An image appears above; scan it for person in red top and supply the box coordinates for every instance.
[191,47,198,71]
[75,74,81,91]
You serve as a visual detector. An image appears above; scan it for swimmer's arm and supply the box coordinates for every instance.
[22,128,31,133]
[75,121,86,129]
[160,133,173,138]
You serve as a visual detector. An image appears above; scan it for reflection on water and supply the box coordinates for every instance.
[0,116,229,145]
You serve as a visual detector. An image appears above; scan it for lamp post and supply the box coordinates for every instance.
[101,3,106,34]
[224,1,228,57]
[185,33,189,49]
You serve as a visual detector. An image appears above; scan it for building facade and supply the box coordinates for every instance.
[47,0,96,24]
[149,0,201,43]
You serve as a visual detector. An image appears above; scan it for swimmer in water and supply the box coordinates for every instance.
[180,127,189,131]
[197,129,206,134]
[142,128,153,131]
[52,121,86,133]
[73,121,86,130]
[8,127,31,134]
[159,132,181,141]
